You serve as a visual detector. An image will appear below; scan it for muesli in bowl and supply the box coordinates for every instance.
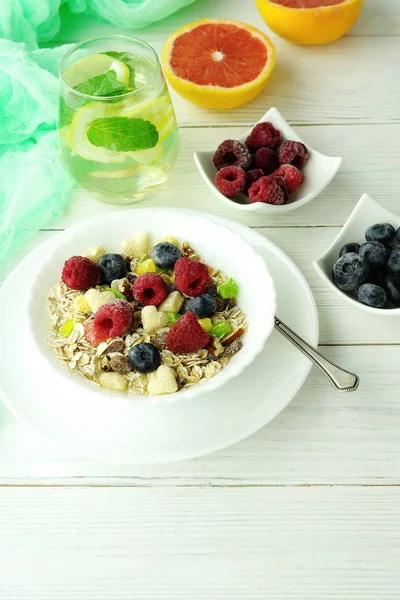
[47,234,247,396]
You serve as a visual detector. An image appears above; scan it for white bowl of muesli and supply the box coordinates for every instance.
[27,209,276,402]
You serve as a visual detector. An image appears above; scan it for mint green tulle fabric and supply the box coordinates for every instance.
[0,0,199,49]
[0,40,74,263]
[0,0,197,265]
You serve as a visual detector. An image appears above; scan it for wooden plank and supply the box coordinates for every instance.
[44,124,400,229]
[350,0,400,36]
[1,346,400,485]
[0,486,399,599]
[2,227,400,345]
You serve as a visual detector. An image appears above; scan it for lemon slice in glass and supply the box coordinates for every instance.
[63,53,131,88]
[59,125,72,149]
[88,164,168,185]
[70,102,126,163]
[130,145,164,165]
[120,96,176,143]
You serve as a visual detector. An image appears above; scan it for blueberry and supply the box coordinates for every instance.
[332,253,370,291]
[151,242,181,270]
[384,274,400,306]
[185,293,217,318]
[97,253,127,284]
[128,343,160,374]
[357,284,387,308]
[365,223,395,245]
[359,241,387,269]
[387,248,400,274]
[369,268,386,288]
[396,228,400,244]
[339,242,360,258]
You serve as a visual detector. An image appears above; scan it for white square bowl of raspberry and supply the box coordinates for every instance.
[193,107,342,214]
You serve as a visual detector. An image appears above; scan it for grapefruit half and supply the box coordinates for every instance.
[256,0,364,45]
[162,19,275,110]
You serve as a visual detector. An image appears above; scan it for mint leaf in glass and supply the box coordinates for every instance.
[59,98,75,128]
[102,51,136,88]
[59,72,127,127]
[87,117,159,152]
[74,70,127,97]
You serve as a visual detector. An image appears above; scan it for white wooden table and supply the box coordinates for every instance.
[1,1,400,597]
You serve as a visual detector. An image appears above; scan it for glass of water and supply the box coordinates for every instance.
[59,35,179,204]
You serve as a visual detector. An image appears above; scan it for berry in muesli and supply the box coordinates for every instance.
[133,273,168,306]
[62,256,100,291]
[128,343,161,374]
[151,241,182,270]
[185,294,217,318]
[174,257,211,297]
[98,253,127,284]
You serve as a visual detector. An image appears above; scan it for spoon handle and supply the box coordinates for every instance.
[274,317,359,393]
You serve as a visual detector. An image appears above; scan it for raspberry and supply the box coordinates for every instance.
[174,257,211,297]
[268,174,289,201]
[245,122,281,150]
[133,273,168,306]
[267,173,285,186]
[93,299,133,340]
[61,256,100,291]
[278,140,309,168]
[215,166,247,198]
[166,312,210,354]
[244,168,264,194]
[213,139,251,170]
[248,176,287,205]
[253,148,279,175]
[84,320,108,347]
[273,164,304,193]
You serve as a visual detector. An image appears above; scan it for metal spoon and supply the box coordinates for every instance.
[274,317,359,393]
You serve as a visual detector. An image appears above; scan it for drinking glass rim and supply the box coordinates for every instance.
[59,34,161,101]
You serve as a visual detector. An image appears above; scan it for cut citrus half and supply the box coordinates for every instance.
[162,19,275,109]
[63,53,131,88]
[256,0,364,45]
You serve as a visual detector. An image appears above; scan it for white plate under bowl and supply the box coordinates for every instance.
[314,193,400,315]
[26,209,276,404]
[0,209,318,464]
[193,107,342,215]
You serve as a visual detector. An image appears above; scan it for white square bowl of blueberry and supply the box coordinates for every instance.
[314,193,400,313]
